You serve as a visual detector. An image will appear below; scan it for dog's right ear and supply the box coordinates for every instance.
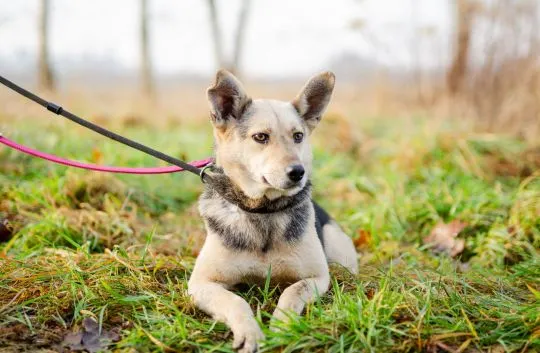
[207,70,251,128]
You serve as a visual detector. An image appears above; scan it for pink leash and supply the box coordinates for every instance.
[0,135,213,174]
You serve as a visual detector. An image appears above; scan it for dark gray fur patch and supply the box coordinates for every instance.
[204,201,310,253]
[283,202,310,242]
[206,216,254,251]
[313,201,331,247]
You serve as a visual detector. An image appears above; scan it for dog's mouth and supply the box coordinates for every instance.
[262,175,304,193]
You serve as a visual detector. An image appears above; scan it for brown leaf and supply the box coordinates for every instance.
[62,318,120,353]
[424,220,467,257]
[354,229,372,249]
[91,148,104,164]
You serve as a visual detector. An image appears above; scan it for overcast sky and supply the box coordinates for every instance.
[0,0,453,78]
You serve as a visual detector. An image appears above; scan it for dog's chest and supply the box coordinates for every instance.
[202,231,324,286]
[199,196,310,253]
[196,196,328,287]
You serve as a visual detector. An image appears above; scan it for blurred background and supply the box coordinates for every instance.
[1,0,539,140]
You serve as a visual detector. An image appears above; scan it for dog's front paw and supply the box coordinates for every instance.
[232,320,265,353]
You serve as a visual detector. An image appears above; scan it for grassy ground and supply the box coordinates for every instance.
[0,114,538,352]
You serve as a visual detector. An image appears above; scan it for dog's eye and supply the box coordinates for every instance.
[293,132,304,143]
[252,133,270,144]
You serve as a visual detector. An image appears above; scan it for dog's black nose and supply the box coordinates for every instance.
[286,164,305,182]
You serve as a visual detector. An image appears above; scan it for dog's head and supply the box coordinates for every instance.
[207,70,335,200]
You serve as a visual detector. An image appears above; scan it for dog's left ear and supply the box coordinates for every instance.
[292,72,335,131]
[207,69,251,129]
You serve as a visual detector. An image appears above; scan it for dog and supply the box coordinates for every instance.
[188,70,358,353]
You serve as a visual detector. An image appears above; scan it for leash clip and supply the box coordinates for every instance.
[199,163,214,183]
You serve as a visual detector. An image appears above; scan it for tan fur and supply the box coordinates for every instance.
[188,70,357,353]
[322,222,359,273]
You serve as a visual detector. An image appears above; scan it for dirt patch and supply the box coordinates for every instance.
[0,320,124,353]
[0,324,64,352]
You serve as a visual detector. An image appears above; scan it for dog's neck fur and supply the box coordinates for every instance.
[203,166,311,214]
[199,167,313,252]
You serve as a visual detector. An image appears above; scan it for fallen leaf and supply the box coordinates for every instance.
[62,317,120,353]
[365,287,375,300]
[424,220,467,257]
[354,229,372,249]
[91,148,104,164]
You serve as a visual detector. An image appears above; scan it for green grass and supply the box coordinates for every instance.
[0,115,538,352]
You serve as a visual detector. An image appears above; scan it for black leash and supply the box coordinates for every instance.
[0,75,210,179]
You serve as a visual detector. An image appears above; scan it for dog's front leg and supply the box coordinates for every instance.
[271,274,330,325]
[188,280,264,353]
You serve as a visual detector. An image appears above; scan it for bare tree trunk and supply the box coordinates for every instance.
[207,0,251,74]
[207,0,225,69]
[410,0,424,102]
[140,0,154,99]
[447,0,473,95]
[229,0,251,75]
[38,0,54,91]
